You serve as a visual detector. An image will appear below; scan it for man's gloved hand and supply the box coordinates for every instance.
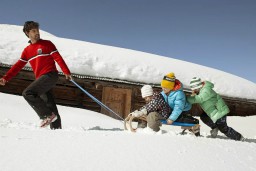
[0,78,6,86]
[65,74,72,81]
[131,109,147,117]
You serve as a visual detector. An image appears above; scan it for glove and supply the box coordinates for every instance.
[0,78,6,86]
[131,109,147,117]
[166,119,173,125]
[65,74,72,80]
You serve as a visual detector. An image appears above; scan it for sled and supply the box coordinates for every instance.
[124,114,200,136]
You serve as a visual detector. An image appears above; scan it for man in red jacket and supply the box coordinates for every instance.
[0,21,72,129]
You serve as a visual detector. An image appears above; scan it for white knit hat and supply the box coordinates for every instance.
[190,77,203,90]
[141,85,153,98]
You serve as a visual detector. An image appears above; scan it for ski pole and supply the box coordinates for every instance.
[70,79,124,121]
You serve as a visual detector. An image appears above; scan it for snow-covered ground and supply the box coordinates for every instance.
[0,93,256,171]
[1,24,256,170]
[0,24,256,100]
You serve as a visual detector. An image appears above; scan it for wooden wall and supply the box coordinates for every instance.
[0,67,144,119]
[0,66,255,120]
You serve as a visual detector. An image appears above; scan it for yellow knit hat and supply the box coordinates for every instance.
[161,72,176,90]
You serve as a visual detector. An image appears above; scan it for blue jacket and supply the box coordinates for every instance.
[161,80,191,121]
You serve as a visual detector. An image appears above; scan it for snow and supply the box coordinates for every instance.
[0,24,256,100]
[1,93,256,171]
[1,24,256,170]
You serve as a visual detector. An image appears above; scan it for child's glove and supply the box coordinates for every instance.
[131,109,147,117]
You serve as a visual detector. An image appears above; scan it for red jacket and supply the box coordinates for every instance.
[3,39,71,81]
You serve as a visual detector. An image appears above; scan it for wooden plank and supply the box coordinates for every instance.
[1,66,256,118]
[101,87,132,119]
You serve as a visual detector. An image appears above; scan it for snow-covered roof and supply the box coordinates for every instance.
[0,24,256,100]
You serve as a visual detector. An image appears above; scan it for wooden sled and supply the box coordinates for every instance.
[124,114,147,132]
[124,114,200,136]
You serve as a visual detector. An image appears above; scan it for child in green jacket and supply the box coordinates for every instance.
[187,77,244,141]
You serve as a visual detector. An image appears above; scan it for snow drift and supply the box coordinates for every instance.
[0,24,256,100]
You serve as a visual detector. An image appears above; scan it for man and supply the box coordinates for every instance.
[0,21,72,129]
[187,77,244,141]
[160,72,198,125]
[130,85,171,132]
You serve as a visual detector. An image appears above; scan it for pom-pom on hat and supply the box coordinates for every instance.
[141,85,153,98]
[161,72,176,90]
[190,77,203,90]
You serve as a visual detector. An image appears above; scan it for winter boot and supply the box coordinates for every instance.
[40,113,57,128]
[137,120,147,129]
[240,135,246,142]
[190,124,200,137]
[210,127,219,138]
[50,118,62,129]
[194,127,201,137]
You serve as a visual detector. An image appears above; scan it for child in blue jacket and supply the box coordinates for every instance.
[160,72,197,125]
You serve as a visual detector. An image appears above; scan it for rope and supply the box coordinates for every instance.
[70,80,124,122]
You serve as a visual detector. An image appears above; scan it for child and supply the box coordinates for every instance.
[130,85,171,132]
[160,72,198,125]
[187,77,244,141]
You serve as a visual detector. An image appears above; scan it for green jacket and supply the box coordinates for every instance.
[187,81,229,123]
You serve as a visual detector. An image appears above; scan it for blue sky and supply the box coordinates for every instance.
[1,0,255,83]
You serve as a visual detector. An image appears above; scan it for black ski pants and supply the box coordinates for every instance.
[200,112,242,140]
[22,71,61,129]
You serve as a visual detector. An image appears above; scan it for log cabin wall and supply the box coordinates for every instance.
[0,65,255,119]
[0,65,145,119]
